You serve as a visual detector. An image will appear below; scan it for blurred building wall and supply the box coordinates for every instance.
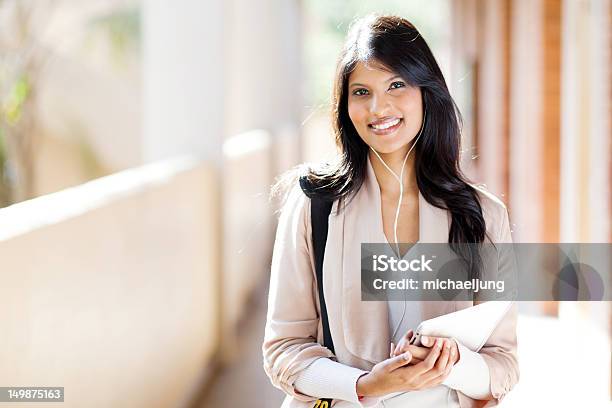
[3,1,304,398]
[141,0,303,362]
[0,158,219,408]
[222,0,303,360]
[142,1,223,164]
[450,0,611,397]
[450,0,611,244]
[560,0,611,243]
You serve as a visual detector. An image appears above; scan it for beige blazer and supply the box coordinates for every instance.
[263,158,519,408]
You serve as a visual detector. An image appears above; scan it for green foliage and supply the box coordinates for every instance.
[2,75,30,125]
[0,73,31,206]
[0,125,5,165]
[88,6,141,62]
[0,124,9,206]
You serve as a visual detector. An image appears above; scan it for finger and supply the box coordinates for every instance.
[419,339,451,383]
[393,340,404,356]
[395,330,413,354]
[393,340,402,357]
[436,340,452,372]
[383,351,413,371]
[407,345,430,361]
[426,339,451,378]
[423,342,455,385]
[393,345,424,363]
[421,335,430,347]
[393,329,414,356]
[450,340,460,365]
[403,354,424,365]
[413,338,443,375]
[421,335,441,347]
[393,339,410,357]
[442,350,455,377]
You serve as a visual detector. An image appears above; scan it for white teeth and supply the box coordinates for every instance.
[371,118,400,130]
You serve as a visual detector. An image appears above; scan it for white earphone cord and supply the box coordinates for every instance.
[370,110,426,342]
[370,109,426,255]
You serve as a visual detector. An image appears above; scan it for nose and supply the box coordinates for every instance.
[368,92,391,117]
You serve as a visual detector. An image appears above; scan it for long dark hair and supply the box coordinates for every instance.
[301,14,487,278]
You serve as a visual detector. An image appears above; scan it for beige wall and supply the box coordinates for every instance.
[221,130,275,359]
[0,157,219,408]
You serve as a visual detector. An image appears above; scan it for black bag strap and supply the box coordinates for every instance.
[310,195,335,354]
[299,177,334,407]
[299,176,335,353]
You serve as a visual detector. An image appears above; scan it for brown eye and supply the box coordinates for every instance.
[389,81,406,90]
[353,88,369,96]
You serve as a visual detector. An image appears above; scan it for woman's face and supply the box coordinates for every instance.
[347,61,423,155]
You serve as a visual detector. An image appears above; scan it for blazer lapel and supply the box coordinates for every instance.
[333,160,390,364]
[335,157,454,364]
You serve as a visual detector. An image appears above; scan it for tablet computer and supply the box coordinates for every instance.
[409,301,512,351]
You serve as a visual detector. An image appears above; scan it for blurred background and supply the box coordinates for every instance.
[0,0,609,407]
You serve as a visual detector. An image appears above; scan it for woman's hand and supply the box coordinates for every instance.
[356,337,455,397]
[392,330,460,366]
[418,335,460,364]
[390,330,429,364]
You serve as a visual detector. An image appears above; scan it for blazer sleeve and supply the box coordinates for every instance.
[262,184,336,401]
[475,204,520,405]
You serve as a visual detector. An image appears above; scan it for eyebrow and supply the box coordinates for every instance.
[349,75,403,88]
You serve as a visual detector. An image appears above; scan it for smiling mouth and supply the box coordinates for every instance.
[368,118,403,134]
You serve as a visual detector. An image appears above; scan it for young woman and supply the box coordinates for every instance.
[263,14,518,408]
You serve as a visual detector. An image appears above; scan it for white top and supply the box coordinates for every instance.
[387,242,421,344]
[293,243,491,407]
